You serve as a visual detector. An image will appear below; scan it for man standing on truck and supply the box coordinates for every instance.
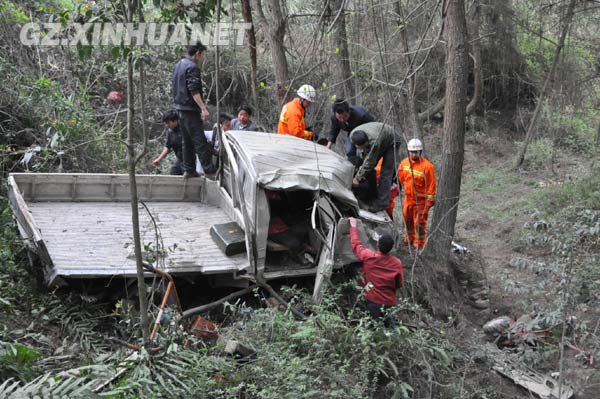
[172,41,216,178]
[398,138,436,250]
[349,122,401,213]
[349,217,403,327]
[326,99,374,167]
[277,84,316,141]
[152,110,185,175]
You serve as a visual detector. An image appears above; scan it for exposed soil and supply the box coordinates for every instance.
[437,120,600,398]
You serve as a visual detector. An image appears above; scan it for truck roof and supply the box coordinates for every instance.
[227,131,358,208]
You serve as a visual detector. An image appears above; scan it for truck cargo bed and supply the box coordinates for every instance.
[8,173,249,286]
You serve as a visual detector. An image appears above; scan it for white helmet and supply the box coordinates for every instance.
[297,84,316,102]
[407,138,423,151]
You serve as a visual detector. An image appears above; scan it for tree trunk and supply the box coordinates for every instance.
[596,120,600,155]
[429,0,469,259]
[394,0,422,137]
[466,0,482,116]
[241,0,259,110]
[125,0,149,341]
[255,0,290,106]
[513,0,576,168]
[330,0,354,100]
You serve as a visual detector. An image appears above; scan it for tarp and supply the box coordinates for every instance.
[226,130,359,208]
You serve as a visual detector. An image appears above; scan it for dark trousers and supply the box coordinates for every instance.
[178,110,216,174]
[169,159,184,175]
[372,145,397,209]
[354,146,397,210]
[366,301,397,328]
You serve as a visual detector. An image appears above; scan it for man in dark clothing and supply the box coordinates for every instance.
[152,110,185,175]
[326,99,374,167]
[349,217,403,327]
[350,122,402,212]
[172,41,216,177]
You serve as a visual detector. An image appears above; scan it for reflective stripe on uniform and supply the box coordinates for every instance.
[402,165,425,177]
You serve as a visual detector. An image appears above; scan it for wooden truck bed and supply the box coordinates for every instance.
[8,173,249,286]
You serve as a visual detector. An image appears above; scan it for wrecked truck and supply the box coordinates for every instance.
[8,130,394,290]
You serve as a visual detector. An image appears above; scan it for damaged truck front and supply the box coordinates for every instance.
[8,130,394,291]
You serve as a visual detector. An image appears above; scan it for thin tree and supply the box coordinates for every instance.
[330,0,354,100]
[466,0,482,116]
[394,0,423,136]
[125,0,149,340]
[429,0,469,259]
[255,0,291,106]
[514,0,577,168]
[241,0,259,110]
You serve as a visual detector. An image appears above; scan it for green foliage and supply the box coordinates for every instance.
[462,167,520,194]
[459,166,536,222]
[0,343,42,382]
[533,168,600,211]
[549,105,598,154]
[508,168,600,306]
[516,138,554,171]
[0,285,466,398]
[0,1,29,23]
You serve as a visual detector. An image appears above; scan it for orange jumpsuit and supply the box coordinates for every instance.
[277,98,313,140]
[398,156,436,248]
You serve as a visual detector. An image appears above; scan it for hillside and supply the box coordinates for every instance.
[1,0,600,397]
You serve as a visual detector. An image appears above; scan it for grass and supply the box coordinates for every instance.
[459,166,538,221]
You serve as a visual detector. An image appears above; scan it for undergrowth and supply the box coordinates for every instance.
[500,167,600,365]
[0,281,471,398]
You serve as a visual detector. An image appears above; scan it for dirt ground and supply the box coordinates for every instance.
[433,120,600,398]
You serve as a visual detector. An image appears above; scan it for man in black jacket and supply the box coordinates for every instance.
[172,41,215,177]
[326,99,374,167]
[152,110,184,175]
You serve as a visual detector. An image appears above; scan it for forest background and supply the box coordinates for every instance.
[1,0,600,397]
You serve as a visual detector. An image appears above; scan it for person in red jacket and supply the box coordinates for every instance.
[398,138,436,250]
[349,217,403,326]
[277,84,316,140]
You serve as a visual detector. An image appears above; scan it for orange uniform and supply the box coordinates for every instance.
[398,156,436,249]
[277,98,313,140]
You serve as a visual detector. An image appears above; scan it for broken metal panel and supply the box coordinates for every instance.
[312,223,335,304]
[253,188,270,275]
[484,344,575,399]
[493,363,574,399]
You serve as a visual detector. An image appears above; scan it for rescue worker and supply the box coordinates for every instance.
[152,110,185,175]
[326,99,374,167]
[349,122,402,212]
[172,41,215,178]
[277,84,316,140]
[349,217,403,327]
[398,138,436,250]
[231,104,258,131]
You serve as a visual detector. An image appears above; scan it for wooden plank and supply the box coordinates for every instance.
[9,173,205,203]
[26,202,249,279]
[7,176,53,269]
